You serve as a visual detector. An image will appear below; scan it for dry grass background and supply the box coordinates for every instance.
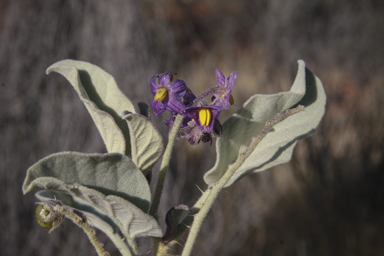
[1,0,384,255]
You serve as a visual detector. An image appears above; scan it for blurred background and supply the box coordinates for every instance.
[1,0,384,255]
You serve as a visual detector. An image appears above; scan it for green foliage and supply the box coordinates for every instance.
[47,60,136,155]
[22,59,326,256]
[22,152,163,253]
[122,111,164,175]
[23,152,151,211]
[204,60,326,187]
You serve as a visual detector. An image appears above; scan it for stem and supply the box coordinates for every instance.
[180,105,305,256]
[180,159,240,256]
[169,189,212,244]
[150,114,184,218]
[55,205,110,256]
[152,238,170,256]
[103,230,132,256]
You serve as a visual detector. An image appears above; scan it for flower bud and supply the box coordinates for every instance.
[35,204,53,229]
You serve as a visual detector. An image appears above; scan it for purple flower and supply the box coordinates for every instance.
[183,105,221,133]
[179,117,223,146]
[150,72,187,115]
[149,68,235,146]
[190,69,237,110]
[211,69,237,110]
[182,87,196,107]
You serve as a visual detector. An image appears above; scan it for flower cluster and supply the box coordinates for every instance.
[150,69,237,145]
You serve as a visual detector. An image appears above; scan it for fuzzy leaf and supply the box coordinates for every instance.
[122,111,164,174]
[46,60,135,155]
[26,178,163,241]
[35,191,133,255]
[35,191,161,243]
[204,60,326,187]
[22,152,151,212]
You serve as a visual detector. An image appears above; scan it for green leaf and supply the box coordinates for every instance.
[32,188,162,255]
[35,191,133,256]
[22,152,151,212]
[122,111,164,174]
[36,190,161,242]
[22,153,163,242]
[31,186,163,241]
[204,60,326,187]
[46,60,135,155]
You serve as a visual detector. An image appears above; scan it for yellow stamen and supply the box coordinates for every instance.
[154,87,168,102]
[199,108,212,126]
[229,94,234,105]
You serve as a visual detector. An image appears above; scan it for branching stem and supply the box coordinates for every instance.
[54,205,110,256]
[179,105,305,256]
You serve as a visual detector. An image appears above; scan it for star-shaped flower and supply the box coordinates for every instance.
[150,72,187,116]
[211,69,237,110]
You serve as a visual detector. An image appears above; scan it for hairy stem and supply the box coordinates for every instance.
[153,238,170,256]
[180,105,305,256]
[150,114,184,218]
[54,205,110,256]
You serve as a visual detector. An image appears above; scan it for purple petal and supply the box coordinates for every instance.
[150,74,160,95]
[168,79,187,97]
[216,94,230,110]
[152,98,167,116]
[216,69,226,86]
[226,71,237,90]
[166,95,187,115]
[208,105,221,119]
[184,105,221,133]
[183,87,196,106]
[160,72,173,87]
[188,136,200,146]
[163,117,174,127]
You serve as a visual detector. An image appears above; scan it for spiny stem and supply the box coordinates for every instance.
[54,205,110,256]
[180,105,305,256]
[153,238,170,256]
[150,114,184,218]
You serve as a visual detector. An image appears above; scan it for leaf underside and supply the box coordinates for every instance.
[122,111,164,174]
[23,152,163,240]
[46,60,135,155]
[204,60,326,187]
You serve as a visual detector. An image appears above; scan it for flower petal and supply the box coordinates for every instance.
[226,71,237,90]
[216,69,226,86]
[169,79,187,97]
[152,98,167,116]
[160,72,174,87]
[166,95,187,115]
[150,74,160,95]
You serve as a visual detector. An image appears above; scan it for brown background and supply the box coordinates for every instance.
[1,0,384,255]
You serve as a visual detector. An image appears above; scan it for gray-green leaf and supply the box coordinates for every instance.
[204,60,326,187]
[35,191,132,256]
[122,111,164,174]
[35,190,161,241]
[46,60,135,155]
[22,152,151,212]
[31,184,162,253]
